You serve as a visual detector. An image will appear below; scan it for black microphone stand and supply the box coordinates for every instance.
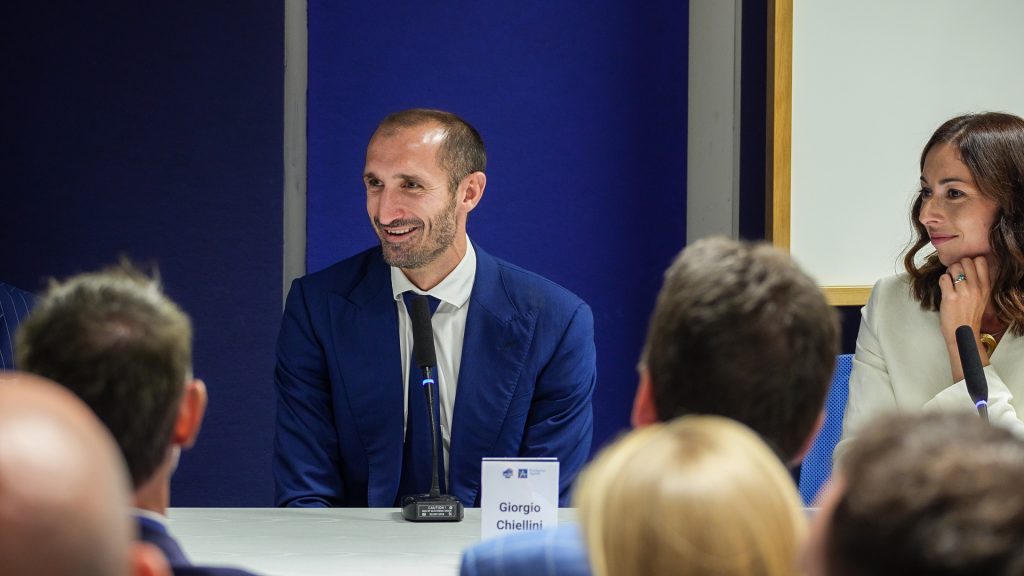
[423,367,441,499]
[401,367,464,521]
[401,295,464,522]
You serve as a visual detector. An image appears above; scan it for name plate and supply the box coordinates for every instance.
[480,457,559,540]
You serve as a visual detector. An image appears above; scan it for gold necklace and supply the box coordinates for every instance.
[981,328,1008,356]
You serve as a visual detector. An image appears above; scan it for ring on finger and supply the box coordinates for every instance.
[953,272,967,285]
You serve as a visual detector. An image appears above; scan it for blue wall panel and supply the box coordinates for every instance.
[308,1,689,457]
[2,2,283,505]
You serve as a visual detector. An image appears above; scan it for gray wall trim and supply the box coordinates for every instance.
[687,0,742,242]
[283,0,308,305]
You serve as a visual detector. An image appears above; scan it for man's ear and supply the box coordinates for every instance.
[172,379,207,450]
[790,409,826,467]
[631,368,659,428]
[459,172,486,214]
[130,541,171,576]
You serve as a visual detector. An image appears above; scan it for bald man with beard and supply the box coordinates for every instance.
[0,371,170,576]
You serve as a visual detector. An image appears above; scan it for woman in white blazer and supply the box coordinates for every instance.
[836,112,1024,463]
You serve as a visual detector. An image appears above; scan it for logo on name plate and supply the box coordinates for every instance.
[518,468,528,478]
[503,468,514,479]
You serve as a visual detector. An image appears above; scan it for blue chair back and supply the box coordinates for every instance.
[798,354,853,505]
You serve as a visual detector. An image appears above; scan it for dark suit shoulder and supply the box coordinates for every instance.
[173,566,262,576]
[0,282,36,370]
[460,524,591,576]
[0,281,36,315]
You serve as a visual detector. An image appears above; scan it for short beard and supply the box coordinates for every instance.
[379,192,458,269]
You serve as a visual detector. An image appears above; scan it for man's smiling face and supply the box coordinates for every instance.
[364,123,460,272]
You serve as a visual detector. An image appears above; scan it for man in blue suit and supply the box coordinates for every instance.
[0,281,35,370]
[274,109,596,508]
[16,265,260,576]
[461,238,839,575]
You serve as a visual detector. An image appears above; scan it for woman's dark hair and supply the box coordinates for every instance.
[904,112,1024,335]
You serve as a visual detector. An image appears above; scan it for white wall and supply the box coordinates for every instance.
[790,0,1024,287]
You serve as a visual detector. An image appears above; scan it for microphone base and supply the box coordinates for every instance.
[401,494,464,522]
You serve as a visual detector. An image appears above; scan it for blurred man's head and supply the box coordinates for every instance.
[807,412,1024,576]
[0,372,169,576]
[632,237,839,464]
[16,264,206,508]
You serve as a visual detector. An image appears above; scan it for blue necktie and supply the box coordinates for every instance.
[397,292,445,502]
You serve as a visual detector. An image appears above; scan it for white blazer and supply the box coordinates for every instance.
[835,274,1024,464]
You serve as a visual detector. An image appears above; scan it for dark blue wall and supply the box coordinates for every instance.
[307,1,689,455]
[2,2,283,506]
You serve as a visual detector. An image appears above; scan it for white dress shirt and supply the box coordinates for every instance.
[391,238,476,484]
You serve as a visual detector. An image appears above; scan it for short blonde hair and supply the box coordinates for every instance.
[576,416,806,576]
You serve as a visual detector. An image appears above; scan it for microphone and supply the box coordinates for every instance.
[955,325,989,423]
[410,295,440,500]
[401,295,464,522]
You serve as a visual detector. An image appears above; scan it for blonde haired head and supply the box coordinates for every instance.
[576,416,806,576]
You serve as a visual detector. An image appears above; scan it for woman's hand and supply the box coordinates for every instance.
[939,256,992,380]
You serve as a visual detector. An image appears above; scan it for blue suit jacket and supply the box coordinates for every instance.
[137,515,260,576]
[460,525,591,576]
[0,282,35,370]
[273,244,596,507]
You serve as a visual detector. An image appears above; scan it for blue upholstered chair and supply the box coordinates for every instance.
[798,354,853,505]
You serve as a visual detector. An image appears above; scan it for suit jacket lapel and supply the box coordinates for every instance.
[328,253,404,506]
[450,247,537,504]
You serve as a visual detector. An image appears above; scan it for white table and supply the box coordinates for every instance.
[167,508,578,576]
